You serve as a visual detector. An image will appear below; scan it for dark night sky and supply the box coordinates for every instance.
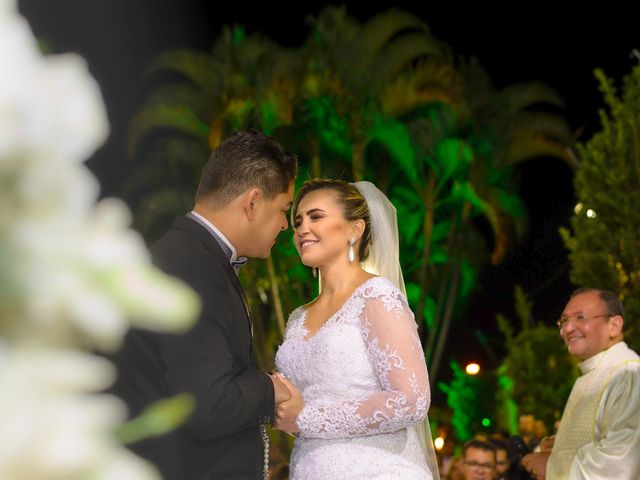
[18,1,639,390]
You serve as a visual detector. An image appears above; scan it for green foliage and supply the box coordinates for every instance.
[495,365,519,435]
[128,104,209,157]
[300,97,352,160]
[497,287,578,430]
[458,259,476,303]
[368,113,416,181]
[393,185,424,242]
[560,64,640,351]
[514,284,533,329]
[431,137,473,182]
[438,362,498,442]
[116,394,195,445]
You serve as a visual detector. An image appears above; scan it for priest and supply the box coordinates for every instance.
[523,288,640,479]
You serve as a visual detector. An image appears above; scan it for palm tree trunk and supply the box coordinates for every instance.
[429,206,470,387]
[266,256,286,337]
[351,141,365,181]
[429,258,461,389]
[415,173,437,340]
[311,136,321,177]
[425,218,457,363]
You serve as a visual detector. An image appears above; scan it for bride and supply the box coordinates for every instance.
[274,179,439,479]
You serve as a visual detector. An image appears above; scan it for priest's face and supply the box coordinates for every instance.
[559,291,619,360]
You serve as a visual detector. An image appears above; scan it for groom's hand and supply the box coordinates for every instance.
[270,373,292,404]
[274,374,303,434]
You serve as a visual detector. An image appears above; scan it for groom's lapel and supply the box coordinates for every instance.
[173,216,253,338]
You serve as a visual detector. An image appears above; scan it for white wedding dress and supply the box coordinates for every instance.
[275,277,433,479]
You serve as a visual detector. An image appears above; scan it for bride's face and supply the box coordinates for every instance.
[292,189,356,267]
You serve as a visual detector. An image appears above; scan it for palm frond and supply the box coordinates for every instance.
[351,9,435,70]
[128,104,209,158]
[144,49,216,93]
[501,81,567,113]
[504,128,573,166]
[370,32,444,86]
[133,189,195,241]
[381,58,466,117]
[145,84,215,122]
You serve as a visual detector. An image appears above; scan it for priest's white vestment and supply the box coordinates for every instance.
[547,341,640,479]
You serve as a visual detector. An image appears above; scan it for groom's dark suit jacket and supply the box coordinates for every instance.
[111,216,275,480]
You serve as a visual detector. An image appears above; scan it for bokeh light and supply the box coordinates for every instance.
[465,362,480,375]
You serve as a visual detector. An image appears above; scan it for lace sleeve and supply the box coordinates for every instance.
[296,286,430,439]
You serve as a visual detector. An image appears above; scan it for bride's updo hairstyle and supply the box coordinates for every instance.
[292,179,372,262]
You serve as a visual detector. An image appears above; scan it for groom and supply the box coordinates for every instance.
[111,130,298,479]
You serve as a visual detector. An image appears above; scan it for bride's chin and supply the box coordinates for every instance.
[299,253,319,267]
[300,258,316,268]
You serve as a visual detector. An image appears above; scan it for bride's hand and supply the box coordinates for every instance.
[271,372,292,404]
[274,374,304,434]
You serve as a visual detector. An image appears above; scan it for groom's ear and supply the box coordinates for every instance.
[243,188,261,220]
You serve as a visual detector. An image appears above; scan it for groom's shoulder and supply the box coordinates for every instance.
[153,216,202,243]
[150,218,224,277]
[151,217,211,257]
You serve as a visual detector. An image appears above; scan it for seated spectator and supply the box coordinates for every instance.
[462,440,496,480]
[445,455,465,480]
[518,413,538,450]
[533,420,548,447]
[488,439,510,479]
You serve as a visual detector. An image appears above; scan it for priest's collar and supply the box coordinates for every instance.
[578,341,627,375]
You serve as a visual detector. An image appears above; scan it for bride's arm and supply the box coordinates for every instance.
[294,291,430,439]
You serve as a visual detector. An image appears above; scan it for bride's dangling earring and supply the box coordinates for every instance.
[312,266,317,278]
[348,238,356,263]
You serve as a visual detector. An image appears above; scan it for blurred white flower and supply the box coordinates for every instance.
[0,6,108,163]
[0,0,16,14]
[34,55,109,163]
[0,3,200,479]
[7,197,198,349]
[96,448,161,480]
[0,5,198,350]
[0,347,160,479]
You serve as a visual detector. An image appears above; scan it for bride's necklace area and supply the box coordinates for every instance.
[304,291,355,334]
[303,276,374,339]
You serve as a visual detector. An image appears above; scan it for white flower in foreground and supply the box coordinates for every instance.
[0,6,199,350]
[0,3,201,479]
[0,347,159,479]
[0,0,15,14]
[0,6,108,163]
[8,197,198,349]
[4,195,199,350]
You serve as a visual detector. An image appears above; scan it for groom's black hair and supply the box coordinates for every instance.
[196,129,297,207]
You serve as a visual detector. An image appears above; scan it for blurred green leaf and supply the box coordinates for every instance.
[368,113,417,182]
[430,137,473,182]
[406,282,421,306]
[116,393,196,445]
[422,294,437,328]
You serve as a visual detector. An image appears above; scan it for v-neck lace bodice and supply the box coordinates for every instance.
[298,278,373,341]
[275,277,432,479]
